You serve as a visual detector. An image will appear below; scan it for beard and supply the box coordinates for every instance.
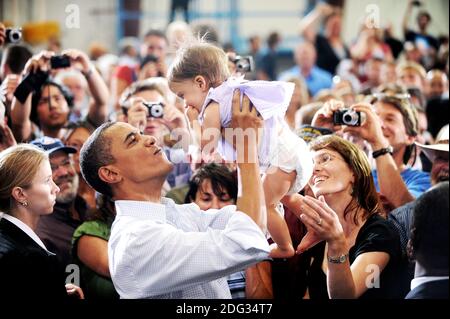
[56,173,79,204]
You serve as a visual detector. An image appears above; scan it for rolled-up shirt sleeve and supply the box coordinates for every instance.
[109,210,270,298]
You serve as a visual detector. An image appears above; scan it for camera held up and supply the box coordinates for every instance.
[5,28,22,44]
[333,109,365,126]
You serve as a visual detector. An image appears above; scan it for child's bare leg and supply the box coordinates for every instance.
[263,167,296,258]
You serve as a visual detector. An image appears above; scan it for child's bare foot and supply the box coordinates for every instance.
[269,242,295,259]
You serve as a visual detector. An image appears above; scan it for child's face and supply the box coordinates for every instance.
[169,79,208,112]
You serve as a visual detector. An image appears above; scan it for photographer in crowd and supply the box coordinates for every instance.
[119,78,191,191]
[311,91,430,211]
[10,50,108,142]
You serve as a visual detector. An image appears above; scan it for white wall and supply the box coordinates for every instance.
[2,0,448,54]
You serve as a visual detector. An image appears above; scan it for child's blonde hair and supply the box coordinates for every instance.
[168,41,230,88]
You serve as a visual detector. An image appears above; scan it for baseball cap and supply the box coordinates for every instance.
[415,125,449,161]
[296,125,333,144]
[30,136,77,155]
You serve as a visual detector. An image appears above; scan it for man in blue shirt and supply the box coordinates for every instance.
[278,41,332,97]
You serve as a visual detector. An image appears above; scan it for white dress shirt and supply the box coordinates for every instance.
[109,198,270,299]
[411,276,450,290]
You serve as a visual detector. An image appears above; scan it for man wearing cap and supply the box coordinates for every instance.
[31,136,88,270]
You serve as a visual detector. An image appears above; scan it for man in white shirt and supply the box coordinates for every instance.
[79,91,271,298]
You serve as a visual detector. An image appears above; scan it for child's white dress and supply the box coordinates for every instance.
[198,77,313,194]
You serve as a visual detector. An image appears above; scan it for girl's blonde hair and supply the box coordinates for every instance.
[167,41,230,88]
[0,144,48,213]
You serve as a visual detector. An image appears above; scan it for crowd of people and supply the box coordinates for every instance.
[0,0,448,300]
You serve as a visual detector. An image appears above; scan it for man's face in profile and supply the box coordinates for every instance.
[105,122,173,184]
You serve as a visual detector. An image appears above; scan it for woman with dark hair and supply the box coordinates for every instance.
[184,163,237,209]
[287,135,408,298]
[71,193,118,299]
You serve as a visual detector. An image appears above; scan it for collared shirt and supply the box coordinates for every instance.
[109,198,270,299]
[0,213,53,254]
[278,65,333,97]
[411,276,450,290]
[372,167,431,199]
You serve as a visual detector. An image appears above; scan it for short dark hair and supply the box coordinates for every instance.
[410,182,449,271]
[80,122,116,197]
[417,10,432,23]
[2,44,32,74]
[185,163,237,204]
[30,80,74,126]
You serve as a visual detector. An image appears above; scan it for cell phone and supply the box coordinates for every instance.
[50,55,71,69]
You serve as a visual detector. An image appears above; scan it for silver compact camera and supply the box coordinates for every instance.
[333,109,363,126]
[142,101,164,119]
[5,28,22,44]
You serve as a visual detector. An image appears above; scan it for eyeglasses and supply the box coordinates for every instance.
[312,152,339,167]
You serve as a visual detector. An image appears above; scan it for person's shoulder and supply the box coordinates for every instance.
[389,201,415,222]
[312,66,332,80]
[353,214,401,257]
[278,66,300,81]
[73,220,110,242]
[358,214,400,244]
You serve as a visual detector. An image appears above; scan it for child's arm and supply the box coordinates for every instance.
[263,168,296,258]
[201,101,222,158]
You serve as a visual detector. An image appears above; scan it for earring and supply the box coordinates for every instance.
[21,201,28,207]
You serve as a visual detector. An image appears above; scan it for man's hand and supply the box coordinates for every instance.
[125,97,148,132]
[227,90,263,164]
[23,51,55,75]
[0,74,20,105]
[344,103,389,149]
[311,99,345,132]
[61,49,92,74]
[161,102,187,131]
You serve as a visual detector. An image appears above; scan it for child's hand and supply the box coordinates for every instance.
[161,102,187,131]
[185,104,199,125]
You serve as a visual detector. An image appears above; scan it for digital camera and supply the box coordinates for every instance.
[142,101,164,118]
[333,109,363,126]
[5,28,22,44]
[231,55,254,73]
[50,55,71,69]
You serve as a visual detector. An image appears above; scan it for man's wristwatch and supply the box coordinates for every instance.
[327,253,349,264]
[372,145,393,159]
